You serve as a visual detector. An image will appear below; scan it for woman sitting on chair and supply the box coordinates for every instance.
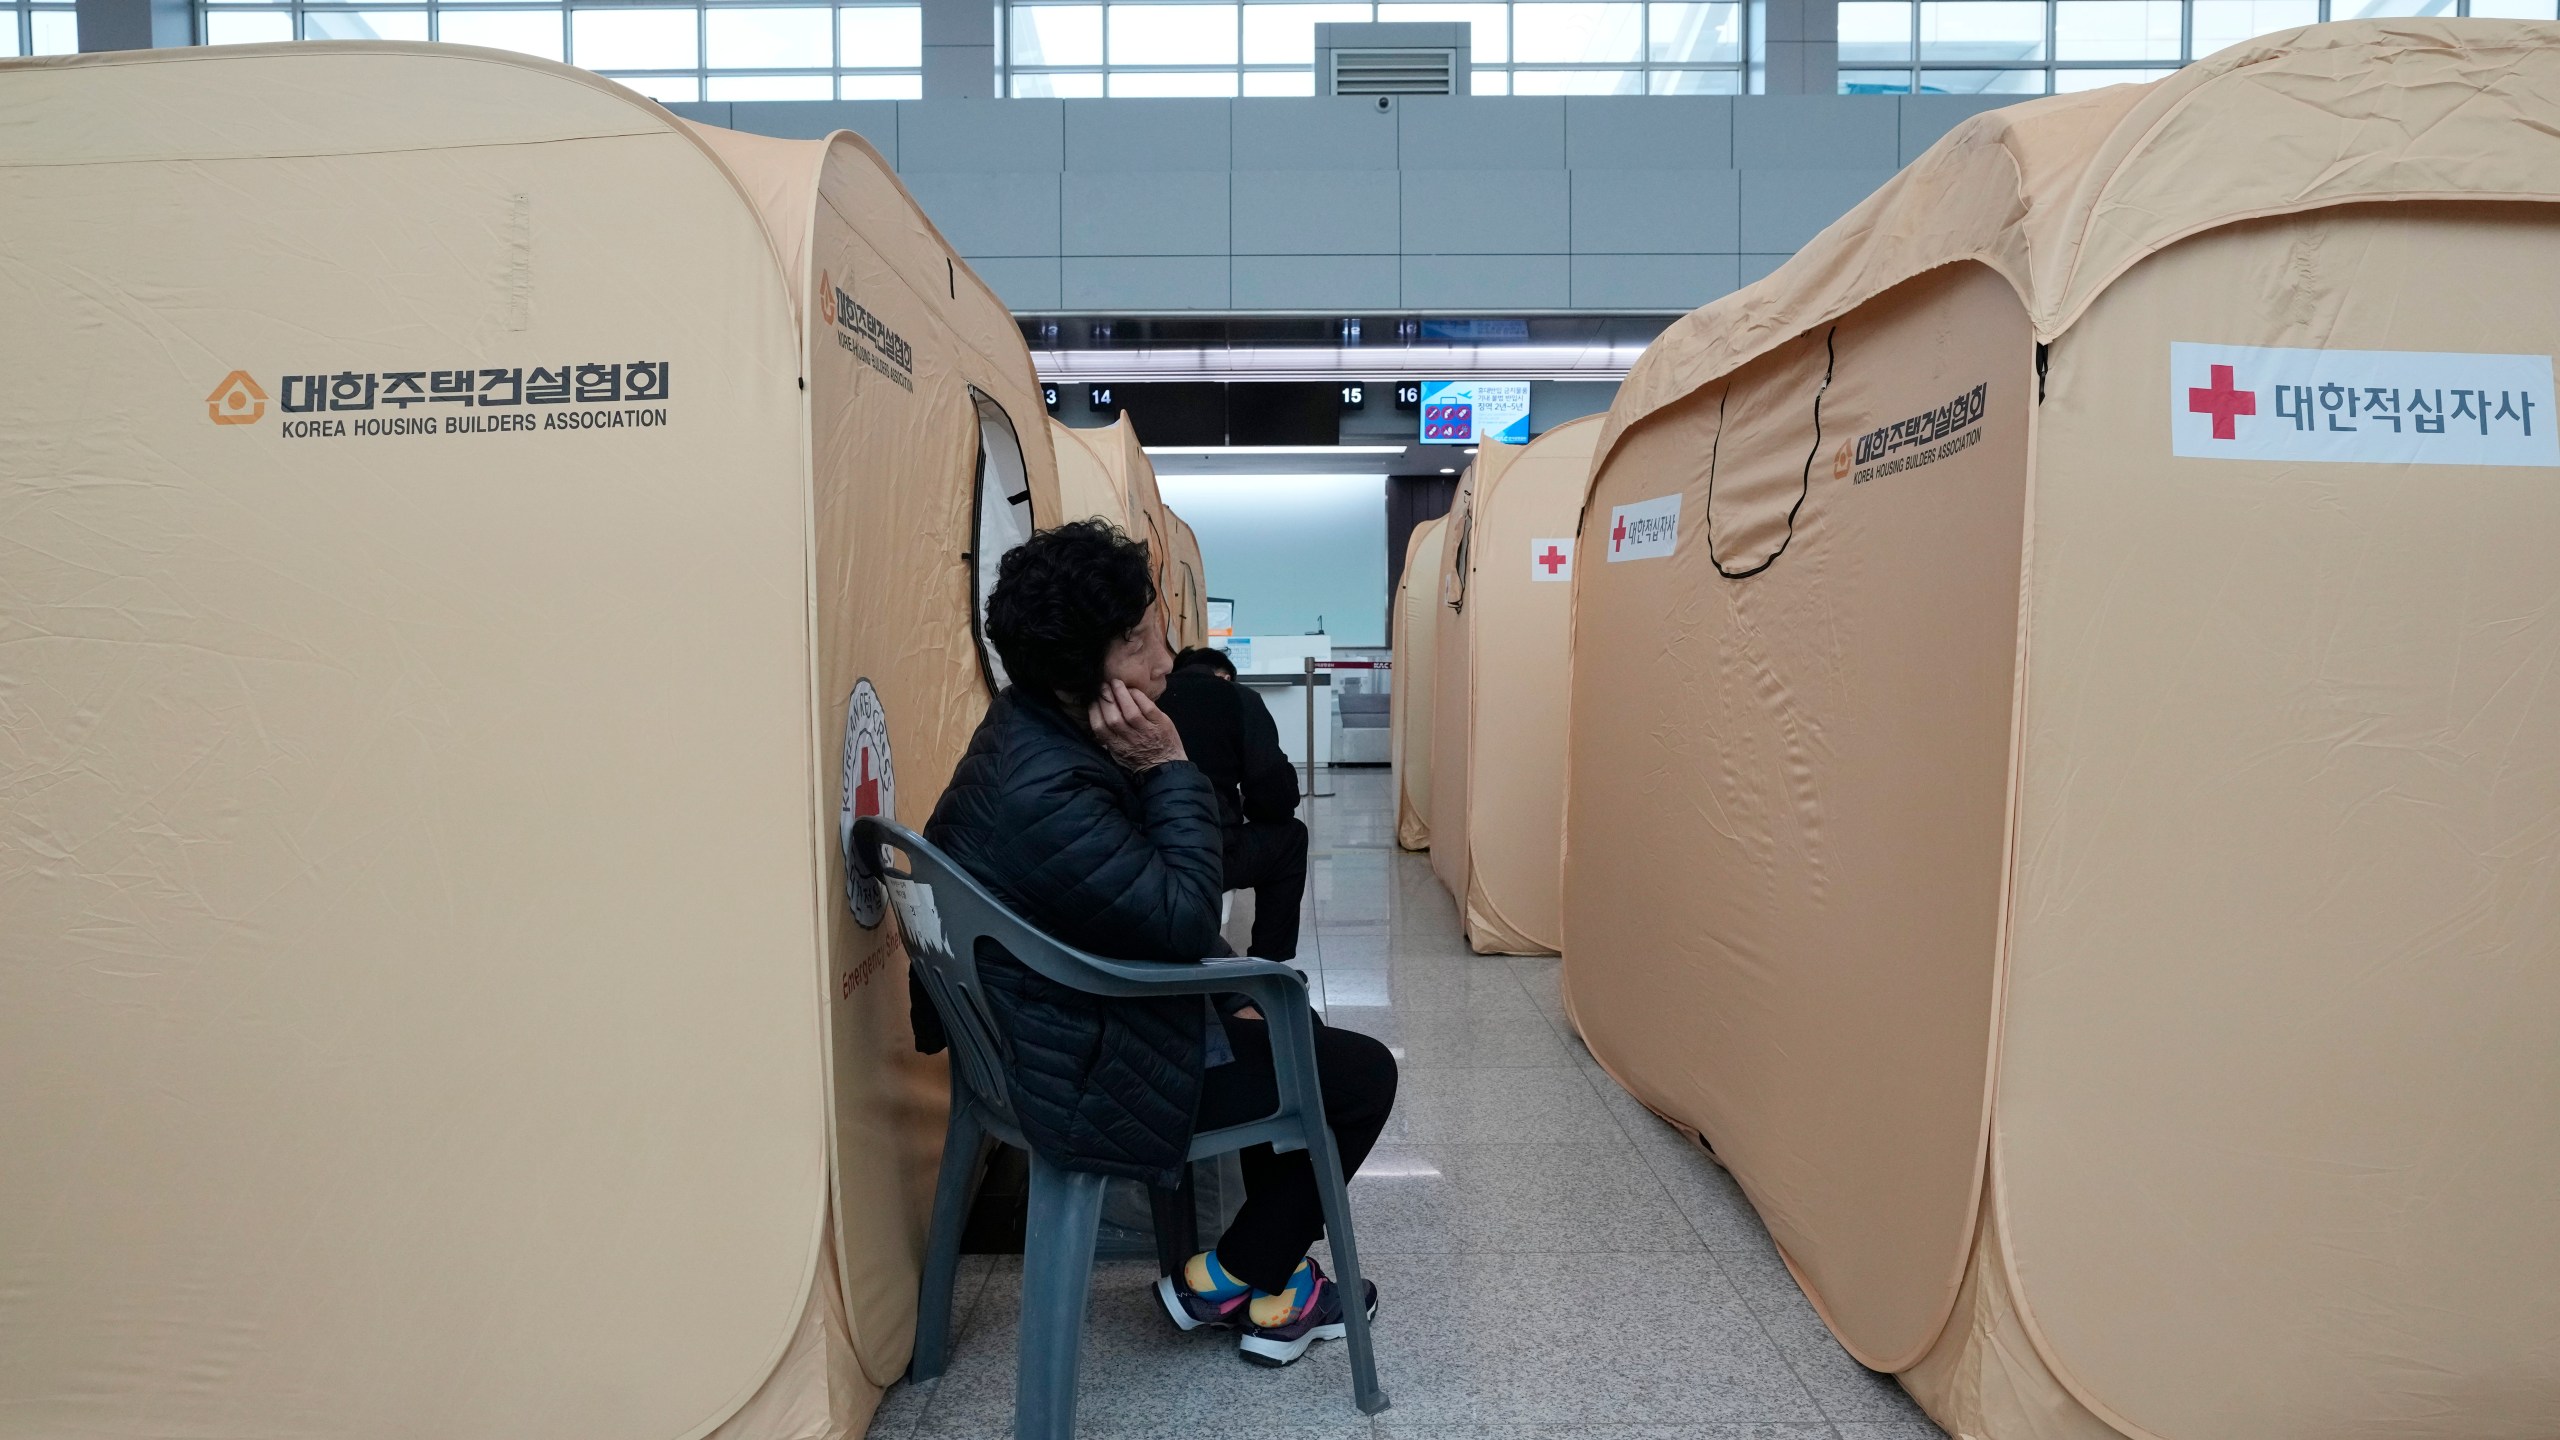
[920,518,1399,1368]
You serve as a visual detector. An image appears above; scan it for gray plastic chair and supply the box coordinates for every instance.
[854,816,1388,1438]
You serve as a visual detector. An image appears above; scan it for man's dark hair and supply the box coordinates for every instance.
[1172,647,1237,679]
[985,519,1157,705]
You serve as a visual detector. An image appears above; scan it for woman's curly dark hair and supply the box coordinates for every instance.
[985,519,1157,705]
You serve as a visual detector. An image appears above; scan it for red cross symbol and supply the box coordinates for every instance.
[1537,544,1569,574]
[1611,516,1627,553]
[853,748,882,818]
[2188,363,2256,440]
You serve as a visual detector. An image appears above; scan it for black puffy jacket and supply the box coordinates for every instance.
[920,687,1227,1186]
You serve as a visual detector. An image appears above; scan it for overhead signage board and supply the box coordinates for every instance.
[1419,380,1530,446]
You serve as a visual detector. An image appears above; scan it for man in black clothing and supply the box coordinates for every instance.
[1154,646,1307,961]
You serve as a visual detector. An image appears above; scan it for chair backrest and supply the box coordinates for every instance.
[855,814,1321,1161]
[852,817,1031,1131]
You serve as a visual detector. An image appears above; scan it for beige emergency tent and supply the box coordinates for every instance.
[1052,415,1197,643]
[1563,21,2560,1440]
[1423,419,1598,952]
[0,44,1059,1440]
[1051,416,1139,529]
[1164,509,1211,650]
[1391,516,1447,850]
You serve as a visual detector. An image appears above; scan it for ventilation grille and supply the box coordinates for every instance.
[1326,47,1458,95]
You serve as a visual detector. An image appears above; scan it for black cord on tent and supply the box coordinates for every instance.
[1703,325,1834,582]
[2036,342,2049,403]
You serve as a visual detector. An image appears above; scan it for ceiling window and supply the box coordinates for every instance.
[194,0,923,102]
[1841,0,2551,94]
[1007,0,1751,95]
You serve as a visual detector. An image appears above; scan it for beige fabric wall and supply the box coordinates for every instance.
[1433,418,1600,953]
[0,48,820,1440]
[1567,264,2033,1365]
[1427,445,1515,908]
[1166,511,1209,650]
[1052,418,1135,530]
[1060,417,1177,639]
[1982,204,2560,1440]
[1393,518,1446,850]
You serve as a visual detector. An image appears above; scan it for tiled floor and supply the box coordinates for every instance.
[866,768,1948,1440]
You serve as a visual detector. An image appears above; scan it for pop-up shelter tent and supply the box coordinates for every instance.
[1425,444,1511,894]
[1424,419,1598,952]
[1164,510,1210,650]
[1052,416,1139,530]
[1053,415,1193,643]
[0,44,1059,1440]
[1562,22,2560,1440]
[1392,517,1447,850]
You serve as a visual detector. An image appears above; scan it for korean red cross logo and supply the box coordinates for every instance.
[2188,363,2256,440]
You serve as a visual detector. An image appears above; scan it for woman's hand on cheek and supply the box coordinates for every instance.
[1088,680,1189,772]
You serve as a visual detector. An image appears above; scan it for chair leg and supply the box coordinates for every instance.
[1300,1101,1389,1415]
[1016,1153,1109,1440]
[911,1098,988,1383]
[1147,1164,1200,1279]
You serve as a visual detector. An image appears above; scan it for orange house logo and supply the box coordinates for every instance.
[819,270,837,327]
[207,370,267,425]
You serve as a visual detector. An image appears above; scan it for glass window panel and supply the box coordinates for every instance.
[1512,64,1643,90]
[1107,67,1242,93]
[840,70,924,94]
[1012,68,1107,93]
[708,71,836,96]
[2188,0,2315,53]
[1917,65,2045,90]
[1647,2,1740,61]
[304,9,428,38]
[2053,1,2177,59]
[574,9,699,70]
[2053,64,2171,87]
[1918,2,2045,61]
[1107,3,1238,63]
[2466,0,2557,17]
[1011,4,1102,63]
[1377,2,1506,60]
[708,8,832,68]
[1649,64,1742,90]
[1838,66,1914,91]
[1513,3,1642,61]
[0,22,17,59]
[612,73,703,101]
[1243,2,1371,63]
[435,9,564,58]
[2333,0,2456,15]
[1242,66,1320,91]
[1838,1,1913,61]
[205,8,293,41]
[840,6,920,64]
[1470,65,1509,90]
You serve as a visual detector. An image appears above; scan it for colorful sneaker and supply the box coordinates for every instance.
[1154,1267,1252,1333]
[1237,1260,1378,1368]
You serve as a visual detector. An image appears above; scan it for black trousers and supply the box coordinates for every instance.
[1223,818,1308,961]
[1192,1016,1398,1295]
